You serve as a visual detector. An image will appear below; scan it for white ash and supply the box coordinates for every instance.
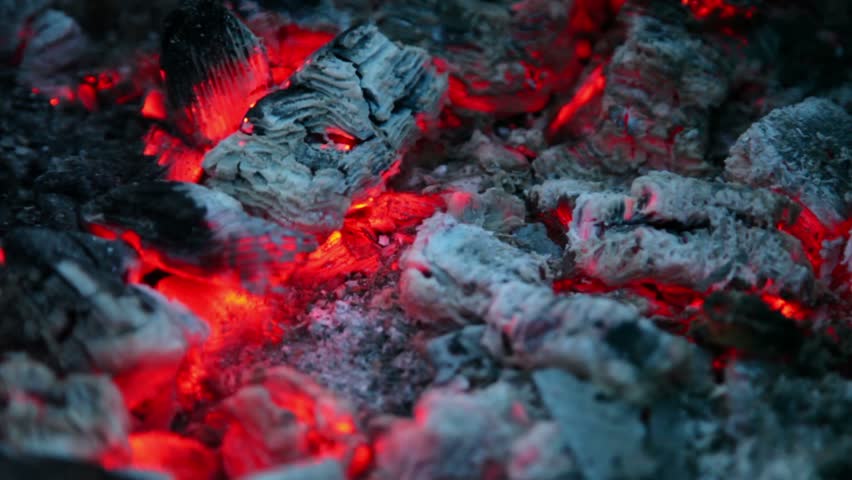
[725,97,852,227]
[83,181,317,292]
[444,187,527,234]
[0,354,130,464]
[567,173,816,301]
[426,325,499,386]
[484,282,708,402]
[399,213,550,326]
[203,25,446,236]
[373,382,533,480]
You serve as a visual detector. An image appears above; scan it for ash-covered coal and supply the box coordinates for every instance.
[203,24,446,236]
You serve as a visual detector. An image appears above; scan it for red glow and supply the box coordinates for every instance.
[298,192,444,285]
[129,432,219,480]
[548,65,606,137]
[258,24,334,86]
[776,199,852,278]
[681,0,756,20]
[49,97,59,107]
[141,90,168,120]
[142,126,205,182]
[157,277,283,404]
[325,127,358,152]
[180,50,270,145]
[760,294,809,322]
[555,202,574,228]
[0,247,5,265]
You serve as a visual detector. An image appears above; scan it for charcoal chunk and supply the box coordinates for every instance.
[0,355,130,464]
[725,97,852,227]
[82,181,317,291]
[0,260,208,414]
[399,213,549,326]
[567,172,816,302]
[203,24,446,236]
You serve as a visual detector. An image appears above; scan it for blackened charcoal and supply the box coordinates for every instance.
[0,450,133,480]
[203,24,446,236]
[568,172,816,302]
[691,291,803,355]
[82,181,317,291]
[3,227,137,279]
[725,97,852,227]
[161,0,271,144]
[0,354,130,463]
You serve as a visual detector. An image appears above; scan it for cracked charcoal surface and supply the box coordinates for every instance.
[203,24,446,236]
[563,2,731,174]
[567,172,817,302]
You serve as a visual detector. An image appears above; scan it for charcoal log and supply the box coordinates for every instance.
[202,24,446,236]
[484,282,708,402]
[558,2,731,174]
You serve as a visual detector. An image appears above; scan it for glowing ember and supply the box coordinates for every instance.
[681,0,756,20]
[129,432,218,480]
[141,90,168,120]
[548,65,607,137]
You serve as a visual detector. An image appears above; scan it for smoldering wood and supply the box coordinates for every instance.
[82,181,317,292]
[202,24,446,236]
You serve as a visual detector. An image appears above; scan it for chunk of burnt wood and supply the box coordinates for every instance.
[82,181,317,291]
[567,172,816,302]
[202,24,446,236]
[161,0,271,145]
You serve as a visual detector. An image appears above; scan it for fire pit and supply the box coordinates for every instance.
[1,0,851,479]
